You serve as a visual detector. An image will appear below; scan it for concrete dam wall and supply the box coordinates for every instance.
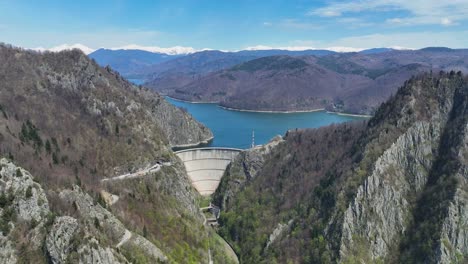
[175,148,242,195]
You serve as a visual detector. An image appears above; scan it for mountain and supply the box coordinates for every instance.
[142,50,260,92]
[164,48,468,114]
[358,47,395,54]
[213,72,468,263]
[86,47,336,86]
[0,44,231,263]
[89,48,181,78]
[143,49,336,94]
[166,55,430,114]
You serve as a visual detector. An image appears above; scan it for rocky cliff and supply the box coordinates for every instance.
[213,136,283,210]
[215,72,468,263]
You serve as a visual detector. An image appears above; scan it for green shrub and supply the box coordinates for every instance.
[52,152,59,164]
[25,186,33,198]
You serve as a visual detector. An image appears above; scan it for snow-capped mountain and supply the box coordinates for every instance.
[33,43,95,55]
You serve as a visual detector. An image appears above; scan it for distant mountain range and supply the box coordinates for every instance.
[89,49,183,78]
[89,48,341,78]
[163,55,431,114]
[88,47,398,78]
[86,46,468,115]
[148,48,468,114]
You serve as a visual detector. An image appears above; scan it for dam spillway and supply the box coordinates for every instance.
[175,148,242,195]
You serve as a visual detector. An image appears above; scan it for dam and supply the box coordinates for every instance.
[175,148,242,195]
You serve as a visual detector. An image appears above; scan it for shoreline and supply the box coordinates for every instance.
[171,136,214,149]
[218,105,326,114]
[165,95,218,104]
[165,96,372,117]
[326,111,372,118]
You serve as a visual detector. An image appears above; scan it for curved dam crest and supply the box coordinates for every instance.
[175,148,242,195]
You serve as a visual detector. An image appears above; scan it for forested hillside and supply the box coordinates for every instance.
[214,72,468,263]
[0,44,229,263]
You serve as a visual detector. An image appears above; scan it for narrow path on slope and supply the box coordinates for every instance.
[208,249,213,264]
[101,163,169,182]
[116,229,132,248]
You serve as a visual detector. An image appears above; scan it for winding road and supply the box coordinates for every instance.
[101,164,163,182]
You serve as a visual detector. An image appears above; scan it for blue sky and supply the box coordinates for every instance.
[1,0,467,51]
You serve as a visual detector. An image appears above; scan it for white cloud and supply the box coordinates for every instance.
[14,29,164,52]
[324,31,468,49]
[326,46,364,52]
[259,30,468,52]
[321,10,341,17]
[309,0,468,26]
[245,45,275,50]
[263,22,272,26]
[32,43,95,54]
[441,18,456,26]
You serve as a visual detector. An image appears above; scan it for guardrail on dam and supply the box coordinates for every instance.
[175,148,242,196]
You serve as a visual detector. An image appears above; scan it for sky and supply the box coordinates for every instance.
[1,0,467,52]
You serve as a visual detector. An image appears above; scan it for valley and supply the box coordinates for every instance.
[93,47,468,115]
[2,1,468,263]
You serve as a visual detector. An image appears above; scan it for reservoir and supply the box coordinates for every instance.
[166,97,367,149]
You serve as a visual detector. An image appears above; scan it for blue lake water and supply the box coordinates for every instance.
[166,97,368,149]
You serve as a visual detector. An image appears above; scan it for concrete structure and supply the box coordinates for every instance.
[175,148,242,195]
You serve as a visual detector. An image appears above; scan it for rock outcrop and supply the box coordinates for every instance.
[58,186,168,262]
[151,97,213,147]
[213,136,283,209]
[0,158,49,263]
[0,158,169,263]
[46,216,79,263]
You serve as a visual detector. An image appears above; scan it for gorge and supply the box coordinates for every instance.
[1,42,467,264]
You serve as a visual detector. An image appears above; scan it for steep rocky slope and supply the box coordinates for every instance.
[0,158,166,263]
[0,44,211,186]
[214,72,468,263]
[0,44,224,263]
[212,136,284,210]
